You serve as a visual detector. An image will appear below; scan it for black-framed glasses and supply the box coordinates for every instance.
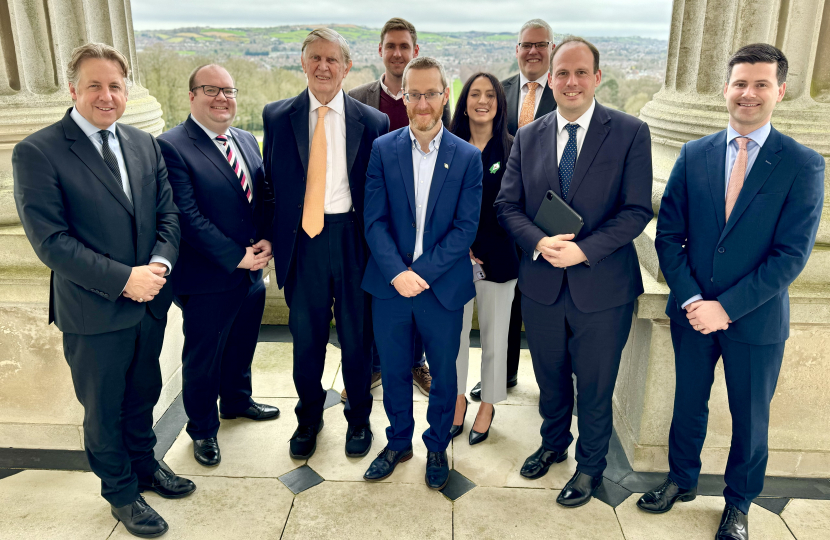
[191,85,238,98]
[404,91,444,103]
[518,41,551,51]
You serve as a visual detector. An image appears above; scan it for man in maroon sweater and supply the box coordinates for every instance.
[346,17,451,402]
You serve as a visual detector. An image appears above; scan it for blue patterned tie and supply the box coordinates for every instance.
[559,123,579,200]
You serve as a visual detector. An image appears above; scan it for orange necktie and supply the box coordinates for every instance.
[725,137,750,222]
[518,82,539,128]
[303,106,329,237]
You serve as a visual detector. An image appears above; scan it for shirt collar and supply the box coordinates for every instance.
[556,99,596,135]
[190,114,229,140]
[379,73,403,100]
[309,88,345,116]
[519,71,549,91]
[408,124,444,153]
[726,121,770,148]
[70,106,117,139]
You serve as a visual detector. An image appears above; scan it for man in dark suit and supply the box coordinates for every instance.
[496,37,653,507]
[157,64,279,469]
[13,43,193,538]
[640,44,824,540]
[470,18,557,401]
[262,29,389,460]
[361,57,482,490]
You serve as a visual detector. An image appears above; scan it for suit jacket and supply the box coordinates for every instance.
[262,89,390,288]
[502,74,556,136]
[362,127,483,311]
[157,116,274,296]
[13,108,180,335]
[655,126,825,345]
[348,79,451,127]
[495,101,653,313]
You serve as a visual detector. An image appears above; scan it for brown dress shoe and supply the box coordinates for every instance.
[342,372,382,401]
[412,365,432,396]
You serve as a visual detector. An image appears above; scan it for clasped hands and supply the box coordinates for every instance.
[535,234,587,268]
[685,300,732,334]
[238,239,273,271]
[123,262,167,303]
[393,267,430,297]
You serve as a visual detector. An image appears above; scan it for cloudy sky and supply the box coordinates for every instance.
[131,0,674,39]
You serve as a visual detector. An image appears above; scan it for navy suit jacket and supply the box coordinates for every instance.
[362,127,483,311]
[655,126,825,345]
[157,116,273,296]
[495,101,653,313]
[262,90,390,288]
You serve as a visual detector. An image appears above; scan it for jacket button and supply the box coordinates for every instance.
[293,229,297,234]
[711,277,714,282]
[406,253,413,258]
[250,238,255,244]
[298,203,303,208]
[412,222,416,228]
[718,247,725,253]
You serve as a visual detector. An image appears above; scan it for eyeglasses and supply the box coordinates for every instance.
[191,85,238,98]
[518,41,551,51]
[403,91,444,103]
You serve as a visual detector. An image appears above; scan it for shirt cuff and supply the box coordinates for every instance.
[533,249,540,261]
[681,294,703,309]
[150,256,172,276]
[391,271,406,285]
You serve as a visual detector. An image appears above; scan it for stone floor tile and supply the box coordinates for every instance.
[615,495,795,540]
[454,486,624,540]
[307,401,449,485]
[251,342,340,397]
[0,470,115,540]
[163,397,303,478]
[780,498,830,540]
[281,481,452,540]
[453,405,578,489]
[110,476,294,539]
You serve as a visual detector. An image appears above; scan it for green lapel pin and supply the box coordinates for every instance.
[489,162,501,174]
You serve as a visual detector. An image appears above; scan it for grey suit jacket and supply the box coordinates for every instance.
[348,79,452,127]
[502,74,556,136]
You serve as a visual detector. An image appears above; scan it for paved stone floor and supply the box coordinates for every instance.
[2,342,829,539]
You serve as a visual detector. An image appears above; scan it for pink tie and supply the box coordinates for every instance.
[725,137,749,222]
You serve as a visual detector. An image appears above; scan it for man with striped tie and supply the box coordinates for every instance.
[158,64,279,468]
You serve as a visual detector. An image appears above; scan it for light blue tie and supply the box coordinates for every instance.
[559,124,579,200]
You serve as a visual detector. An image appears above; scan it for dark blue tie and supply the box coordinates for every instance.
[559,123,579,200]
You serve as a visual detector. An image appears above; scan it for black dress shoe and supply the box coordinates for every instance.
[193,437,220,466]
[716,504,748,540]
[289,418,324,459]
[425,450,450,490]
[520,446,568,479]
[636,476,696,513]
[506,373,518,388]
[471,375,518,401]
[449,398,468,439]
[364,446,413,481]
[345,422,373,457]
[469,405,495,445]
[557,470,602,508]
[139,467,196,499]
[220,401,280,421]
[111,496,168,538]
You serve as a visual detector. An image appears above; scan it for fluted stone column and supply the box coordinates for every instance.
[614,0,830,477]
[0,0,182,451]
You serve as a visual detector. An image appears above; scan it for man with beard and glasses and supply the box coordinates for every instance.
[361,56,482,490]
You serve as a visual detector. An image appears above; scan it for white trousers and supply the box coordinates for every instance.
[456,278,517,403]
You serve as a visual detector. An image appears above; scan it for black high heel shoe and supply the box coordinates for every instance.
[469,405,495,445]
[449,398,468,438]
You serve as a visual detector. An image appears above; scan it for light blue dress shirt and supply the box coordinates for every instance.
[681,121,771,309]
[69,107,171,276]
[410,126,443,262]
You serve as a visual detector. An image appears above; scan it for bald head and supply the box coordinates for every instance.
[188,64,237,134]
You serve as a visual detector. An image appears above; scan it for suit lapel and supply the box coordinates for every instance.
[504,75,520,135]
[396,129,417,219]
[344,96,365,182]
[186,117,250,206]
[290,91,311,175]
[368,81,381,110]
[539,114,561,197]
[117,126,143,221]
[705,131,727,232]
[566,102,610,203]
[424,128,456,225]
[535,83,556,119]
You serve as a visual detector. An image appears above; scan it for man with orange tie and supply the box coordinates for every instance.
[262,28,389,460]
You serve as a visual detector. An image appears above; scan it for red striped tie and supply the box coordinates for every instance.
[216,135,252,203]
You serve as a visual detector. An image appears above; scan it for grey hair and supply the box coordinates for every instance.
[66,42,132,90]
[402,56,448,90]
[301,28,352,65]
[517,19,554,43]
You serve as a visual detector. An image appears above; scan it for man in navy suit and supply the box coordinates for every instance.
[361,56,482,490]
[158,64,279,468]
[496,37,653,507]
[262,29,389,460]
[639,44,824,540]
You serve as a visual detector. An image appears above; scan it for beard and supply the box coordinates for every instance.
[407,103,443,133]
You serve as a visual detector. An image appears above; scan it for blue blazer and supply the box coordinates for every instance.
[158,117,273,296]
[361,127,483,311]
[262,90,390,288]
[655,126,825,345]
[495,101,653,313]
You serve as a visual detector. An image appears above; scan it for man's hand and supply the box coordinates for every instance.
[123,265,166,303]
[537,234,587,268]
[686,300,731,334]
[393,269,429,298]
[237,246,257,270]
[469,248,484,266]
[251,239,273,271]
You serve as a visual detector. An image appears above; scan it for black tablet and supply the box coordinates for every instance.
[533,190,584,237]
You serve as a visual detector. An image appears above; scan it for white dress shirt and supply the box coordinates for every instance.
[308,89,352,214]
[517,72,550,120]
[70,107,171,276]
[379,73,404,100]
[190,114,252,194]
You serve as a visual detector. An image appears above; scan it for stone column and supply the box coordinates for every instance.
[0,0,181,452]
[615,0,830,477]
